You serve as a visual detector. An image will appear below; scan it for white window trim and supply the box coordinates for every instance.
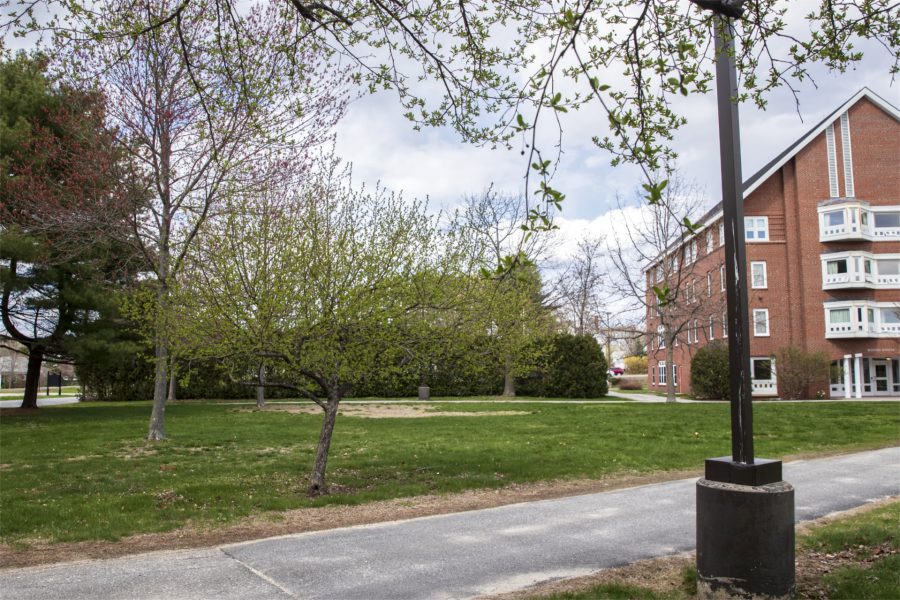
[751,357,776,382]
[723,311,728,337]
[745,216,770,242]
[709,316,714,340]
[658,361,667,385]
[707,273,712,297]
[706,230,714,254]
[751,261,768,289]
[720,265,726,292]
[753,308,770,337]
[718,222,725,247]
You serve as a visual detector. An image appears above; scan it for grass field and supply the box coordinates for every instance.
[1,399,898,544]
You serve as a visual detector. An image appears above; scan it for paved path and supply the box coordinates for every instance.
[2,447,898,600]
[0,396,79,409]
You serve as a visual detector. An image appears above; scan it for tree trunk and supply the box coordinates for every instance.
[256,362,266,408]
[502,357,516,397]
[308,395,340,496]
[20,347,43,409]
[148,340,168,440]
[665,344,677,403]
[167,360,177,402]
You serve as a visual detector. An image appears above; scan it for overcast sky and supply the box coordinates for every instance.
[7,2,898,259]
[334,34,899,257]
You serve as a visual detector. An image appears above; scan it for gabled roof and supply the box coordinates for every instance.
[696,87,900,227]
[646,87,900,272]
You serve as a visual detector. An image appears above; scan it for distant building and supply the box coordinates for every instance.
[645,88,900,398]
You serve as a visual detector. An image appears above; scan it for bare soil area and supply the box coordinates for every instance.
[236,404,531,418]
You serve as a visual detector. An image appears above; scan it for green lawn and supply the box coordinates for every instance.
[1,399,897,544]
[801,502,900,599]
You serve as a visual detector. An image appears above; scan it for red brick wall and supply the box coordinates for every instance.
[646,95,900,397]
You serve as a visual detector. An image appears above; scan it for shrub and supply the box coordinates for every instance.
[775,346,831,399]
[617,378,643,391]
[519,333,607,398]
[691,341,729,400]
[624,355,648,375]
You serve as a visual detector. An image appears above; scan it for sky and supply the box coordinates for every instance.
[5,1,898,261]
[333,25,899,260]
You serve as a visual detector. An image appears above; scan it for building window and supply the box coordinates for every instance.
[753,308,770,336]
[657,325,665,349]
[751,261,767,289]
[745,217,769,241]
[706,230,714,254]
[881,259,900,275]
[672,364,678,386]
[874,212,900,228]
[694,319,700,343]
[723,311,728,337]
[655,266,663,283]
[658,361,667,385]
[720,264,726,291]
[824,210,844,227]
[707,273,712,296]
[719,222,725,246]
[709,316,715,339]
[751,358,774,382]
[829,308,851,324]
[826,259,848,275]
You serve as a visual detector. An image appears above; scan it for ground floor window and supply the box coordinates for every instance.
[658,361,667,385]
[751,358,773,381]
[750,357,777,396]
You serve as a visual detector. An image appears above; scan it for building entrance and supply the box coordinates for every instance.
[871,360,891,394]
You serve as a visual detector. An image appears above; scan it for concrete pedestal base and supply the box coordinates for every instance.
[697,478,795,599]
[418,386,430,401]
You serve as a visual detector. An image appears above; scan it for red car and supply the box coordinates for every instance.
[608,367,625,376]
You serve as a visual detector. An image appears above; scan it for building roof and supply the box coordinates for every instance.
[647,87,900,272]
[695,87,900,227]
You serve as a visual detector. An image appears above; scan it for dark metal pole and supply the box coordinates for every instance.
[713,16,754,464]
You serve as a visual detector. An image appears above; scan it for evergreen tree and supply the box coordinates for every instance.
[0,54,142,408]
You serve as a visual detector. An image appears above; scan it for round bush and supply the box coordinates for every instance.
[691,341,729,400]
[519,333,608,398]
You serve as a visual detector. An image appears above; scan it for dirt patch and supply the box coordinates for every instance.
[238,404,531,419]
[0,469,698,570]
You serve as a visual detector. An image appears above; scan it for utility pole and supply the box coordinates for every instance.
[688,2,795,598]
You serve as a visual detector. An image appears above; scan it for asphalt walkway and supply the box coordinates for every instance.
[2,447,898,600]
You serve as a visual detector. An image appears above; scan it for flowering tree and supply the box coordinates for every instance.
[175,153,452,494]
[56,0,347,439]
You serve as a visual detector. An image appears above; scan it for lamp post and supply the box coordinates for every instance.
[688,2,795,597]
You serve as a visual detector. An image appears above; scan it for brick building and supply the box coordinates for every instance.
[645,88,900,399]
